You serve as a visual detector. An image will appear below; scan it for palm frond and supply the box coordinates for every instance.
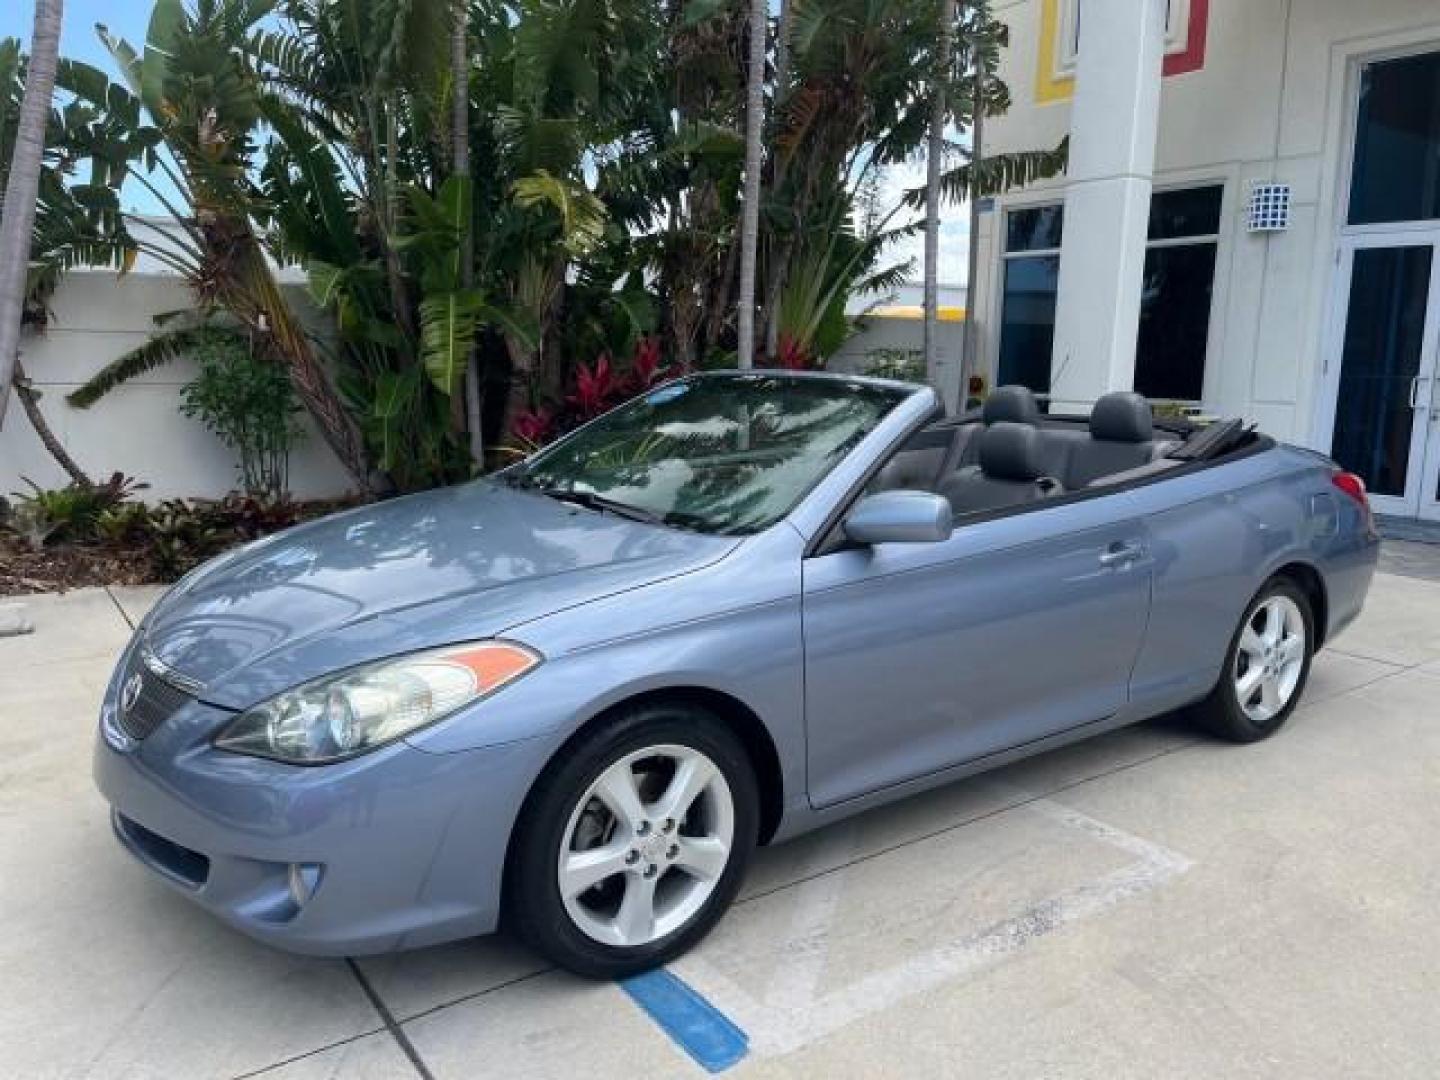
[903,138,1070,208]
[67,324,242,408]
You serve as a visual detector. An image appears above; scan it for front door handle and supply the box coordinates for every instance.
[1099,541,1145,568]
[1410,375,1432,408]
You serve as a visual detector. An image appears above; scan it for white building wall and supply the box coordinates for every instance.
[1,270,353,502]
[976,0,1440,445]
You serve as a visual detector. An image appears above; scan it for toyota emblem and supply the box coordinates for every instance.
[120,672,144,714]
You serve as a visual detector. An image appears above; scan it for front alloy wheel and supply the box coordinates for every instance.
[559,745,735,948]
[508,703,758,978]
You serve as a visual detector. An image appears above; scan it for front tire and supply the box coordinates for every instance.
[1190,577,1314,743]
[506,702,758,979]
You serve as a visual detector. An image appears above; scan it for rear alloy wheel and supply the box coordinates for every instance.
[1191,578,1314,743]
[508,705,758,978]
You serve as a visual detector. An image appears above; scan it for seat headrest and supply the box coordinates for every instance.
[1090,391,1153,443]
[982,385,1040,426]
[979,422,1046,482]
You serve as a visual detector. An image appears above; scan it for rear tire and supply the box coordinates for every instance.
[1189,577,1314,743]
[506,702,758,979]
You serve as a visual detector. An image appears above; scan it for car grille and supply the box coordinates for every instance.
[115,652,195,742]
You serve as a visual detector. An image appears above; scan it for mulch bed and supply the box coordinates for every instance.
[0,537,166,596]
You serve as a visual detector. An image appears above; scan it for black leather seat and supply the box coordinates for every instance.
[949,384,1042,470]
[1060,391,1163,488]
[940,422,1063,515]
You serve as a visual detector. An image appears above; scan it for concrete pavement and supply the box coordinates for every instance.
[1,568,1437,1078]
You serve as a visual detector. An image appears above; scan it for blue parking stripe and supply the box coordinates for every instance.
[620,969,748,1073]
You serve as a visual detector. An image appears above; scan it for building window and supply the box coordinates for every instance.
[1135,185,1222,401]
[1348,50,1440,226]
[1055,0,1189,80]
[995,185,1222,401]
[997,206,1063,395]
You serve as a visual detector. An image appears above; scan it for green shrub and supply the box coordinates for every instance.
[179,337,305,502]
[863,348,927,384]
[8,473,147,547]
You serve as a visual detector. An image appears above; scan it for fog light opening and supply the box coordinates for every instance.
[287,863,322,908]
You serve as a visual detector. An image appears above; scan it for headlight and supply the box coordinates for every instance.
[214,641,541,764]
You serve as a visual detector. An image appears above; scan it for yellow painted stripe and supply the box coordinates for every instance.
[867,305,966,322]
[1034,0,1075,104]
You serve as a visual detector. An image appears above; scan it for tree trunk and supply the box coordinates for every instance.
[761,0,794,359]
[13,359,92,487]
[923,0,956,399]
[228,240,372,494]
[452,0,484,465]
[960,4,986,409]
[736,0,767,369]
[0,0,64,428]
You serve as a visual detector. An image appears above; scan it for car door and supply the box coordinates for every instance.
[801,491,1153,808]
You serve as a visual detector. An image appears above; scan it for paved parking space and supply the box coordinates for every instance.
[2,566,1438,1078]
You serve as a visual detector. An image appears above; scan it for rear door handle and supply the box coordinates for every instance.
[1099,541,1145,568]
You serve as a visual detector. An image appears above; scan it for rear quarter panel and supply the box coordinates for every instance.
[1126,443,1378,716]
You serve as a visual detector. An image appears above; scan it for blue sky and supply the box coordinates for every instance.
[4,1,164,211]
[3,1,150,72]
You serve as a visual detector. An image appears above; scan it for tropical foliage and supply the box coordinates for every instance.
[19,0,1064,492]
[178,330,305,501]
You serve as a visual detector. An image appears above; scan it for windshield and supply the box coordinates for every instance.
[509,374,909,535]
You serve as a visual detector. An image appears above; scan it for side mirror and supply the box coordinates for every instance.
[843,491,953,545]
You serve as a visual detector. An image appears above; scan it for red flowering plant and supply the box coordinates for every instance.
[505,337,686,454]
[765,333,818,371]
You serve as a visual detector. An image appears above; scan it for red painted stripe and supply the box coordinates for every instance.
[1163,0,1209,77]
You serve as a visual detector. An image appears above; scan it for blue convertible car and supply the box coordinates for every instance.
[94,372,1378,976]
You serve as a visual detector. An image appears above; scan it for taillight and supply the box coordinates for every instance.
[1331,470,1370,511]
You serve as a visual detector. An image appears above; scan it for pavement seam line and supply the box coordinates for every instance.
[395,964,554,1025]
[227,1024,390,1080]
[103,585,136,631]
[346,959,438,1080]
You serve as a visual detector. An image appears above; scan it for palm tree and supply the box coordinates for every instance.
[760,0,794,360]
[61,0,374,492]
[736,0,767,368]
[452,0,483,462]
[923,0,955,393]
[0,0,63,429]
[959,0,986,405]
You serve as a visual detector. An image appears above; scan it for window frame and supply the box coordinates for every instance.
[1135,184,1225,404]
[996,203,1065,396]
[990,181,1230,406]
[1053,0,1191,81]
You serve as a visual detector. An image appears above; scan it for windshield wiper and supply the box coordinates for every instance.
[533,486,667,526]
[502,472,709,530]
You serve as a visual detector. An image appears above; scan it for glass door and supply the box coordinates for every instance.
[1319,48,1440,521]
[1321,235,1440,519]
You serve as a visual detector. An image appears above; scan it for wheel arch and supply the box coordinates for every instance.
[503,685,786,900]
[1270,560,1329,648]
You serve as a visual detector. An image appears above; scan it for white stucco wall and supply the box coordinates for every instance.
[975,0,1440,446]
[1,269,353,502]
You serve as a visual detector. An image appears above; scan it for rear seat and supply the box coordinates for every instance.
[876,388,1180,506]
[940,423,1062,514]
[1054,391,1172,488]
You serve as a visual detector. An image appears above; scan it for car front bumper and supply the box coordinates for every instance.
[93,688,563,956]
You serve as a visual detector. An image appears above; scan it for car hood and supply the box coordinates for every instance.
[139,481,737,709]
